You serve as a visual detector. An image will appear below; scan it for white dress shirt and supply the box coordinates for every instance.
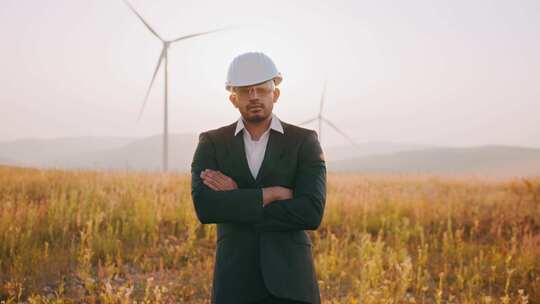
[234,113,284,180]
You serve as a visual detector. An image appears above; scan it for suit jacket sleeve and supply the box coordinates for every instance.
[254,130,327,232]
[191,132,264,224]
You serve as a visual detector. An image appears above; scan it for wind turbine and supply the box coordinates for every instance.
[298,78,357,146]
[122,0,230,172]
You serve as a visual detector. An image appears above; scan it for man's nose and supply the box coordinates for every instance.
[248,88,259,98]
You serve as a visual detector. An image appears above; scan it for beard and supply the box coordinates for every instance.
[244,113,268,123]
[243,106,270,123]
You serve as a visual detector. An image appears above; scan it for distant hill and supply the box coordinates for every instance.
[0,157,15,166]
[58,133,199,171]
[0,136,136,167]
[2,135,539,177]
[328,145,540,177]
[0,135,432,172]
[0,134,198,172]
[324,141,432,161]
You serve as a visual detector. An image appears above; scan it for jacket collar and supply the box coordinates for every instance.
[234,113,284,136]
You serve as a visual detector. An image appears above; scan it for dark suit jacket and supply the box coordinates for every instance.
[191,118,326,304]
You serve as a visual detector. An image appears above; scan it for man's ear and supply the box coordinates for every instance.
[229,94,238,108]
[273,87,280,103]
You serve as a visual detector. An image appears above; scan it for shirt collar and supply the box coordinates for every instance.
[234,113,284,136]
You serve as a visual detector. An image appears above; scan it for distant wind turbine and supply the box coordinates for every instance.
[298,78,357,146]
[122,0,232,172]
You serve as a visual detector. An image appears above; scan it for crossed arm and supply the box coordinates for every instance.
[190,130,326,231]
[200,169,293,207]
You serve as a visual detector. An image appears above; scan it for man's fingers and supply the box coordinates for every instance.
[201,169,237,190]
[201,171,223,190]
[206,178,223,190]
[215,171,234,186]
[203,170,229,188]
[203,178,221,191]
[279,186,293,200]
[207,173,227,189]
[216,171,230,179]
[203,178,218,189]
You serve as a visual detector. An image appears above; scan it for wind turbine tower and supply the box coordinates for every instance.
[123,0,230,172]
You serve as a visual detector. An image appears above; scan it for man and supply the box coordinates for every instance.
[191,51,326,304]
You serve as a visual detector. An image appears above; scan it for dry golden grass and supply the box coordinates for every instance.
[0,165,539,303]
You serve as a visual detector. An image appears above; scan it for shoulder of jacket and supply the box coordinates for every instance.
[199,121,236,141]
[281,121,317,138]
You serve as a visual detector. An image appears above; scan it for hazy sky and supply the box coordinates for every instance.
[1,0,539,147]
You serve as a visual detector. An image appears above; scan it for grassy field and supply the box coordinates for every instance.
[0,165,539,303]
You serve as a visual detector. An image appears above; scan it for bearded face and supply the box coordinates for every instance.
[229,80,279,123]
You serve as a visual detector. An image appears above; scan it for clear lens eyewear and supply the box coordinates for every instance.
[233,82,274,96]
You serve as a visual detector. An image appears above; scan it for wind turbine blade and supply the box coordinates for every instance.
[322,117,357,146]
[298,117,318,125]
[137,47,165,122]
[319,76,327,116]
[122,0,163,41]
[169,26,233,43]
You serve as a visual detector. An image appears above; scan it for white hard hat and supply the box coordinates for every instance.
[225,51,282,91]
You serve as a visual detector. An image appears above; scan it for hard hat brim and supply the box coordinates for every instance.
[226,74,282,92]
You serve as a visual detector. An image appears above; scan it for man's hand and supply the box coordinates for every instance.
[200,169,238,191]
[262,186,293,207]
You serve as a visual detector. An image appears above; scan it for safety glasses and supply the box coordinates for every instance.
[232,81,274,97]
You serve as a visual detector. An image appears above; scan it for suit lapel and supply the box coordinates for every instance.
[227,129,256,186]
[226,120,287,186]
[254,125,287,185]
